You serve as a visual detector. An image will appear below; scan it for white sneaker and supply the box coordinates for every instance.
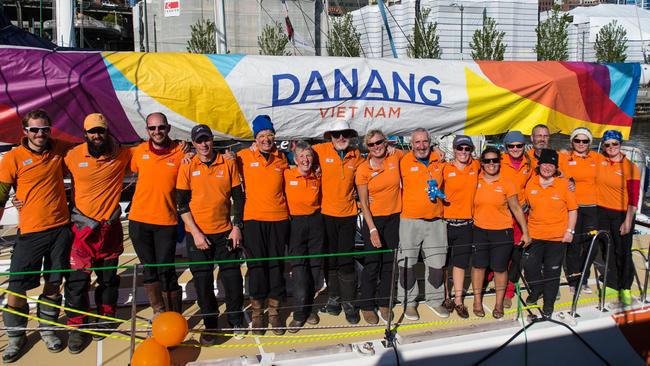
[582,284,593,294]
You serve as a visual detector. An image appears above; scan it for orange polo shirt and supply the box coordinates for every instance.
[237,148,289,221]
[313,142,364,217]
[400,151,443,219]
[355,152,402,217]
[596,155,640,211]
[525,177,577,241]
[0,138,71,234]
[129,141,185,226]
[558,150,602,206]
[64,142,132,221]
[473,174,517,230]
[283,168,321,216]
[441,160,479,220]
[176,154,240,234]
[500,154,532,205]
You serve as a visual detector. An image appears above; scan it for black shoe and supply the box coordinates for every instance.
[342,302,360,324]
[2,335,26,363]
[68,331,91,354]
[319,298,342,316]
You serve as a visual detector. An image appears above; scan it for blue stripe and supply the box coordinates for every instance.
[207,54,244,78]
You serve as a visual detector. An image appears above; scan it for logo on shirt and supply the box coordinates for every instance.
[325,158,334,163]
[448,172,456,177]
[615,170,623,176]
[410,166,419,172]
[142,154,150,160]
[215,169,224,178]
[388,163,396,170]
[568,161,577,166]
[530,190,538,195]
[495,186,503,193]
[78,162,89,168]
[347,165,354,169]
[250,162,260,167]
[22,158,32,166]
[289,180,299,186]
[166,158,176,167]
[551,194,560,200]
[192,170,201,176]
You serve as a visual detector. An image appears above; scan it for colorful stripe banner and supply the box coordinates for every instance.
[0,47,640,144]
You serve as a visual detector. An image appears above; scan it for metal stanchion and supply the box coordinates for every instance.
[385,248,399,347]
[129,264,139,361]
[571,231,601,317]
[599,232,612,312]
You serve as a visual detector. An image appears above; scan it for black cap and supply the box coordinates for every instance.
[537,148,558,167]
[453,135,474,148]
[191,124,213,141]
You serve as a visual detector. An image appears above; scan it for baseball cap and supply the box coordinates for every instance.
[191,124,213,141]
[84,113,108,131]
[453,135,474,148]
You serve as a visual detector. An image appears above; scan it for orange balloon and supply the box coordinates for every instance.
[152,311,189,347]
[131,338,170,366]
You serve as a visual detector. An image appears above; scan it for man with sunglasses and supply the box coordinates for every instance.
[129,112,186,317]
[0,109,74,362]
[63,113,132,353]
[313,121,364,324]
[177,124,246,343]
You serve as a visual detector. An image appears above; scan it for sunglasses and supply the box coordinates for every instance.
[603,141,620,148]
[86,127,107,135]
[455,145,472,152]
[331,130,353,139]
[147,125,169,131]
[367,139,385,148]
[24,126,51,134]
[506,143,524,149]
[572,138,590,144]
[481,158,500,164]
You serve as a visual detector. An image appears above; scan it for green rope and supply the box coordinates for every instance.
[0,249,393,277]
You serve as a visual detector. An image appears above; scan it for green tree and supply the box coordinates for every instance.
[258,22,290,56]
[535,5,571,61]
[326,14,362,57]
[408,7,441,59]
[469,13,506,61]
[595,20,628,63]
[186,18,216,54]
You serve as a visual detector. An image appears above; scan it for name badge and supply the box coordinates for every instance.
[192,170,201,176]
[530,190,538,195]
[166,162,176,167]
[371,171,379,177]
[78,162,88,168]
[325,158,334,163]
[551,195,560,200]
[410,166,419,172]
[448,172,456,177]
[22,158,33,166]
[568,161,577,166]
[289,181,298,186]
[250,162,259,167]
[142,154,150,160]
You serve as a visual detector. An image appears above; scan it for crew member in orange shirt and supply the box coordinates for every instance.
[63,113,132,353]
[397,128,448,321]
[313,121,364,324]
[596,130,640,305]
[356,129,403,325]
[129,112,185,316]
[499,130,533,308]
[442,135,479,319]
[284,142,323,331]
[558,127,601,295]
[471,147,530,319]
[524,149,577,317]
[237,115,290,335]
[0,110,73,362]
[177,124,246,344]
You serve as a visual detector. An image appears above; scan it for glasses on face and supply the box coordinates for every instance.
[85,127,107,135]
[331,130,352,139]
[194,137,212,144]
[24,126,51,134]
[572,138,590,144]
[507,143,524,149]
[481,158,500,164]
[147,125,169,131]
[455,145,472,152]
[257,133,275,139]
[367,139,385,148]
[603,141,620,148]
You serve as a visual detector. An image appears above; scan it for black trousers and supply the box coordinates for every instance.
[322,214,358,302]
[186,230,244,328]
[288,212,324,321]
[598,207,636,290]
[129,220,180,292]
[359,213,399,310]
[243,220,290,300]
[65,257,120,325]
[524,240,566,314]
[565,206,598,288]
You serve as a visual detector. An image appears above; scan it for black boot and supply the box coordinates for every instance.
[342,302,360,324]
[2,305,28,363]
[319,296,341,316]
[162,289,183,314]
[37,295,64,353]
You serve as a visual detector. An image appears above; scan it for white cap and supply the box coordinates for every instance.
[323,120,358,139]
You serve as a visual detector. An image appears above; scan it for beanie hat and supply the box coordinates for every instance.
[503,131,525,145]
[602,129,622,143]
[252,115,275,138]
[538,148,558,167]
[570,127,593,143]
